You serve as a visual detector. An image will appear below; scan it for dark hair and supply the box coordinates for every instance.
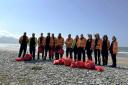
[41,33,43,35]
[88,34,92,39]
[68,34,71,36]
[47,33,50,36]
[112,36,117,41]
[58,33,61,38]
[103,35,108,41]
[23,32,27,36]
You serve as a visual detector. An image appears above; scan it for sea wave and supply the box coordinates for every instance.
[0,43,128,55]
[118,52,128,54]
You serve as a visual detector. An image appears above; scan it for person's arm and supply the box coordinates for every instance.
[91,39,95,50]
[107,40,110,50]
[84,38,86,48]
[19,36,22,44]
[113,42,118,54]
[43,37,46,46]
[35,38,38,47]
[26,36,29,44]
[62,38,64,46]
[65,39,67,45]
[54,38,58,47]
[77,39,80,48]
[38,38,40,46]
[100,39,103,50]
[69,39,73,45]
[70,38,73,48]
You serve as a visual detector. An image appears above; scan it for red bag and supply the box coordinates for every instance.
[75,61,85,68]
[53,60,60,65]
[95,66,104,72]
[64,58,72,66]
[85,60,95,69]
[15,58,24,61]
[23,54,32,61]
[70,61,77,68]
[59,58,65,65]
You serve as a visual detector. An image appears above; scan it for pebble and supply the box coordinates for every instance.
[0,50,128,85]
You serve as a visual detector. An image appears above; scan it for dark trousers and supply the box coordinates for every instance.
[87,49,92,60]
[111,53,117,67]
[55,46,63,60]
[38,46,44,60]
[45,45,50,58]
[94,49,101,65]
[18,45,27,57]
[30,46,36,60]
[102,50,108,65]
[55,53,63,60]
[66,48,72,58]
[73,47,78,61]
[78,47,86,62]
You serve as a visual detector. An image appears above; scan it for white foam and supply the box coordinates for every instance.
[118,52,128,54]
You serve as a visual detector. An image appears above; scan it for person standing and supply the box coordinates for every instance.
[86,34,94,61]
[77,34,86,62]
[55,33,64,59]
[37,33,45,60]
[44,33,50,60]
[94,33,102,65]
[72,35,79,61]
[18,32,29,57]
[65,34,73,59]
[110,36,118,67]
[29,33,37,60]
[49,34,56,60]
[102,35,110,66]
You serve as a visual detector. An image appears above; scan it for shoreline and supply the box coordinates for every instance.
[0,49,128,66]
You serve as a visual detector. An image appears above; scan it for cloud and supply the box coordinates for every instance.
[0,29,18,39]
[0,30,16,38]
[0,23,18,38]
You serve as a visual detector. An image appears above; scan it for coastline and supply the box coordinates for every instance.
[0,46,128,65]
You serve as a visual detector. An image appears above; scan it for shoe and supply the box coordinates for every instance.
[37,57,40,60]
[51,56,53,60]
[43,57,46,60]
[98,63,101,66]
[105,64,108,66]
[49,58,51,60]
[111,65,116,68]
[102,64,105,66]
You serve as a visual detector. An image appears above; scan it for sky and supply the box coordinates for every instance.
[0,0,128,47]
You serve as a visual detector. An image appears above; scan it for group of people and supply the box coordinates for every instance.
[18,32,118,67]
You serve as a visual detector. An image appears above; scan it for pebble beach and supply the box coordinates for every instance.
[0,50,128,85]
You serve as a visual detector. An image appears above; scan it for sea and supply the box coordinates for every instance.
[0,43,128,57]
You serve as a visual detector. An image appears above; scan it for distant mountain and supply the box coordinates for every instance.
[0,36,18,44]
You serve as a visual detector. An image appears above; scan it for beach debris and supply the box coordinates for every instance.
[95,66,104,72]
[31,66,42,71]
[15,54,32,61]
[64,57,72,66]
